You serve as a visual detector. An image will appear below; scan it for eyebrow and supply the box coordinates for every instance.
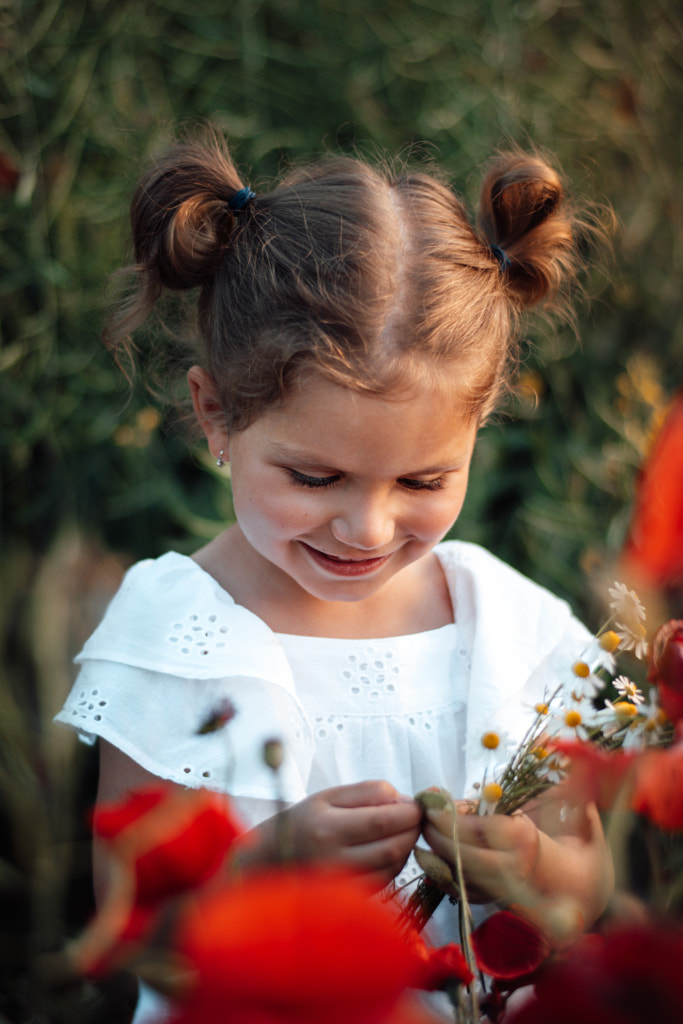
[265,441,466,476]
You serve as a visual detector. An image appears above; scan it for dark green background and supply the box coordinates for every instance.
[1,3,682,1013]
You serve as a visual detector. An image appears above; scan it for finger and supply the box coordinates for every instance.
[422,821,455,864]
[324,779,413,809]
[453,812,526,852]
[422,823,506,903]
[336,827,420,877]
[335,802,422,847]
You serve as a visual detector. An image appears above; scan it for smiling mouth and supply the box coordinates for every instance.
[301,543,392,577]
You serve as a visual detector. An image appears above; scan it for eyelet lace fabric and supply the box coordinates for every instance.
[277,625,468,893]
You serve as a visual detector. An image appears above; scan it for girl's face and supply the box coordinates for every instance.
[212,371,479,607]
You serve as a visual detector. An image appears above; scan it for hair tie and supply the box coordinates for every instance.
[228,187,255,212]
[490,244,511,275]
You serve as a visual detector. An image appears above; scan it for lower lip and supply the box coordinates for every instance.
[302,544,391,577]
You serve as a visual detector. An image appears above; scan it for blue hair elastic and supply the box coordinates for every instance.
[490,244,511,274]
[228,187,256,212]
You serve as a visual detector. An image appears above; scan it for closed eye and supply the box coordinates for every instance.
[398,476,446,492]
[287,468,340,489]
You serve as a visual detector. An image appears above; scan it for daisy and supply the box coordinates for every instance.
[548,705,590,741]
[621,690,669,750]
[608,582,649,659]
[614,621,649,660]
[613,675,645,705]
[608,582,646,624]
[567,660,604,700]
[479,728,515,761]
[478,781,504,815]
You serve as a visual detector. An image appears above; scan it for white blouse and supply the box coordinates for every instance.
[56,540,592,819]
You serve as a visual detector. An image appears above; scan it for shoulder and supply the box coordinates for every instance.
[435,539,564,602]
[76,551,287,680]
[434,539,588,654]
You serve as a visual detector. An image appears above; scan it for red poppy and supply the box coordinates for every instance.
[471,911,552,980]
[76,786,245,975]
[408,934,474,990]
[548,740,636,811]
[506,925,683,1023]
[648,620,683,725]
[92,788,166,837]
[621,389,683,588]
[631,741,683,831]
[92,784,245,904]
[170,867,441,1024]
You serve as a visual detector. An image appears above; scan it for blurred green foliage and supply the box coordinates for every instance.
[1,2,682,1017]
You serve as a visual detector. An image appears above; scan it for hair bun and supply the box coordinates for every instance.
[130,139,246,292]
[479,153,575,308]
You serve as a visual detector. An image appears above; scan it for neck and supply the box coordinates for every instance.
[192,527,454,639]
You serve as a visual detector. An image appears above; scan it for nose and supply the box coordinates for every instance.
[330,493,396,551]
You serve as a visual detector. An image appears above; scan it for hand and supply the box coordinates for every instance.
[249,780,422,889]
[422,800,540,905]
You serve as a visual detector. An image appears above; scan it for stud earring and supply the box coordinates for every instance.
[216,450,225,468]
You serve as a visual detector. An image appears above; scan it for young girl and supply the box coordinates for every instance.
[56,129,612,1007]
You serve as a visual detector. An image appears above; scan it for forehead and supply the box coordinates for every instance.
[239,372,478,471]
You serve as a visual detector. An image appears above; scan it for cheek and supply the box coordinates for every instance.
[233,480,318,535]
[415,490,468,538]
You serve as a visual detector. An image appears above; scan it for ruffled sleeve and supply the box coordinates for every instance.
[54,553,314,802]
[436,542,594,792]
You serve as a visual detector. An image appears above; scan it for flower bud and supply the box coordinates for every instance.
[263,738,284,771]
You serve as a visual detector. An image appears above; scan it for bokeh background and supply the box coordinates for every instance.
[1,0,682,1018]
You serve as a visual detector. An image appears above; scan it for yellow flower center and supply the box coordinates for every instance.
[535,702,549,715]
[564,710,582,728]
[613,701,638,718]
[531,746,549,760]
[572,661,591,678]
[482,782,503,804]
[599,630,621,653]
[481,731,500,750]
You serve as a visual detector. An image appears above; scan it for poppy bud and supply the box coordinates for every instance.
[263,737,284,771]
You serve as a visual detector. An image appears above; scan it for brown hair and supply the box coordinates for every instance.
[105,127,603,431]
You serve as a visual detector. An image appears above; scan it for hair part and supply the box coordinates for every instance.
[103,126,610,434]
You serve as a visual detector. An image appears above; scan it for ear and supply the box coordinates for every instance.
[187,366,230,461]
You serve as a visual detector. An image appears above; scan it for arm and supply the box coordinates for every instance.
[422,788,614,939]
[96,741,422,900]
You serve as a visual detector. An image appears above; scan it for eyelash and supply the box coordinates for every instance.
[287,469,339,489]
[286,469,445,492]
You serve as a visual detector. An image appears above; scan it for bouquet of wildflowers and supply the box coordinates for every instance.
[401,581,683,1023]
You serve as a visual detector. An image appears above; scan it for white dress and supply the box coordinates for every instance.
[55,539,593,1019]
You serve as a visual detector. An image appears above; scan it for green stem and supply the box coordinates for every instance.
[448,796,479,1024]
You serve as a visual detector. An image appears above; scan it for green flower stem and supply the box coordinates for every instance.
[447,795,479,1024]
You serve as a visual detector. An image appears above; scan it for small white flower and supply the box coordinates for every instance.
[594,698,641,741]
[478,781,503,815]
[608,582,646,623]
[621,691,669,749]
[539,751,567,784]
[614,623,649,660]
[479,728,515,765]
[567,672,604,701]
[613,675,645,704]
[548,705,590,741]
